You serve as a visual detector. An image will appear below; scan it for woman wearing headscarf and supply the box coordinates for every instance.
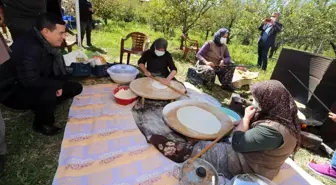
[138,38,177,85]
[191,80,301,180]
[195,28,236,91]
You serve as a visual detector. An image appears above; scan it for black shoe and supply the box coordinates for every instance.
[0,155,5,174]
[221,84,235,92]
[32,125,62,136]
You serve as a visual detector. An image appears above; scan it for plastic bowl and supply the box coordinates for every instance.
[107,64,139,84]
[113,86,138,105]
[219,107,241,122]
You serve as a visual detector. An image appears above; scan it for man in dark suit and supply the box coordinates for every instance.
[0,0,48,41]
[79,0,94,46]
[0,13,83,136]
[257,12,283,70]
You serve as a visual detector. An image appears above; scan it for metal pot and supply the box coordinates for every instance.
[179,158,225,185]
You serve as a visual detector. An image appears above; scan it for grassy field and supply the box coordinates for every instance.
[0,21,334,185]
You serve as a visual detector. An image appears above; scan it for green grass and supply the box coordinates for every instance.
[0,21,334,185]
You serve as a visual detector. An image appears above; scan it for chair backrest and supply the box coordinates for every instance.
[130,32,148,51]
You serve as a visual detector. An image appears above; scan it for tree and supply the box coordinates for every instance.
[92,0,122,24]
[166,0,217,34]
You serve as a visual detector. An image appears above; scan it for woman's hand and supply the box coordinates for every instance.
[329,112,336,122]
[145,71,152,77]
[219,60,226,66]
[206,61,215,67]
[161,78,170,85]
[243,106,257,121]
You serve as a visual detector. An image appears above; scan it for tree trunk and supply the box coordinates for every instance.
[227,18,235,45]
[205,30,210,40]
[180,29,188,50]
[104,18,108,25]
[330,41,336,56]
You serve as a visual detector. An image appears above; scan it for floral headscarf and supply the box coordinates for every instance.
[250,80,301,152]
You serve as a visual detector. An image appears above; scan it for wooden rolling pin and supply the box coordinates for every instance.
[150,76,190,98]
[188,131,228,164]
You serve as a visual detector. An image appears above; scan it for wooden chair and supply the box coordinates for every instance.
[61,29,77,53]
[181,33,199,59]
[120,32,150,64]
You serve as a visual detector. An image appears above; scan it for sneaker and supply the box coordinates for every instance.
[308,162,336,182]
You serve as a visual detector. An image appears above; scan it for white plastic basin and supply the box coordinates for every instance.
[107,64,139,84]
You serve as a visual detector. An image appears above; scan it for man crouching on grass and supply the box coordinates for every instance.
[0,13,83,136]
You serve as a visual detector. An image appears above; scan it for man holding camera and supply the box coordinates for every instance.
[257,12,283,71]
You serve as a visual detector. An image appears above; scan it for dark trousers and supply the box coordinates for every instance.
[257,43,271,70]
[3,81,83,127]
[80,20,92,45]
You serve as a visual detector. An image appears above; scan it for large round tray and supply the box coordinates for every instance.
[162,100,234,140]
[129,77,186,100]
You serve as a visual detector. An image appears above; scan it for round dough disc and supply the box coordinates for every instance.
[152,81,168,90]
[177,106,221,135]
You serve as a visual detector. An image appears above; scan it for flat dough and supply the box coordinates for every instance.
[177,106,221,135]
[152,81,168,90]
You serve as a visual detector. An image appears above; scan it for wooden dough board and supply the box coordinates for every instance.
[162,100,234,140]
[129,77,186,100]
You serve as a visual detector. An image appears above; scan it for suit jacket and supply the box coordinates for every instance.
[258,21,283,46]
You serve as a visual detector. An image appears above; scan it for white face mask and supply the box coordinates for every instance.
[155,50,165,57]
[220,37,227,44]
[252,98,259,108]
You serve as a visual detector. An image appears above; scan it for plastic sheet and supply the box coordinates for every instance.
[191,141,233,180]
[228,174,276,185]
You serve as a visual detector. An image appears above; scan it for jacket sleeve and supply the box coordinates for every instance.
[167,53,177,72]
[138,50,149,65]
[273,22,283,33]
[16,46,63,90]
[223,46,231,64]
[196,41,210,62]
[231,125,284,153]
[258,23,265,31]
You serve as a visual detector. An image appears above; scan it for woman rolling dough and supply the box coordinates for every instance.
[138,38,177,85]
[191,80,301,180]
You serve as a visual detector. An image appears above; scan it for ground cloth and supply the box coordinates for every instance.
[52,83,323,185]
[52,84,180,185]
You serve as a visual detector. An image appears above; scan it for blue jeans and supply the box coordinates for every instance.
[331,151,336,169]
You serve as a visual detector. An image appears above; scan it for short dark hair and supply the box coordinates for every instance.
[35,12,66,31]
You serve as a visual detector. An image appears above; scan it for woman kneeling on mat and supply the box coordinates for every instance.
[138,38,177,85]
[192,80,301,180]
[195,28,236,92]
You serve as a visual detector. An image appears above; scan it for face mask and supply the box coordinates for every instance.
[220,37,227,44]
[252,98,259,108]
[155,50,165,57]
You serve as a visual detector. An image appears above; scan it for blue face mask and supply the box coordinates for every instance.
[155,49,165,57]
